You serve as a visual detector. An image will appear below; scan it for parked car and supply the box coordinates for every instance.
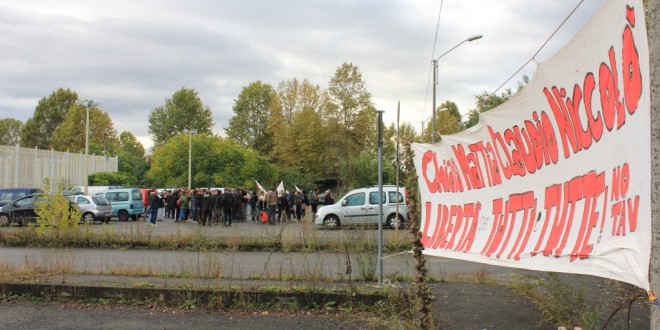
[0,194,74,226]
[314,185,409,230]
[94,188,144,221]
[69,195,112,223]
[0,188,42,207]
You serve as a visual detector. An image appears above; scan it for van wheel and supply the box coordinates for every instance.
[387,214,403,229]
[323,215,340,230]
[82,212,95,224]
[0,214,9,226]
[118,210,129,221]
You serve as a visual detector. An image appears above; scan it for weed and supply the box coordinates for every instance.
[133,281,155,288]
[509,273,603,329]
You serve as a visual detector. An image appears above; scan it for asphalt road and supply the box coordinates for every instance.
[0,215,651,329]
[0,301,368,330]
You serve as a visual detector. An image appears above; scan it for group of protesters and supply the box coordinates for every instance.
[145,187,335,227]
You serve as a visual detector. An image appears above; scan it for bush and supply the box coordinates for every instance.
[89,172,129,186]
[34,179,81,238]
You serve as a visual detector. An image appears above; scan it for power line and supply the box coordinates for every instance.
[490,0,586,96]
[424,0,587,141]
[422,0,443,125]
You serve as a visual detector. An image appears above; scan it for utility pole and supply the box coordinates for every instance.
[650,0,660,328]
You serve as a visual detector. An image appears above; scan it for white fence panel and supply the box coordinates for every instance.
[0,145,118,191]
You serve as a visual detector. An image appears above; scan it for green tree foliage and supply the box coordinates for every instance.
[383,121,418,177]
[146,134,275,189]
[89,172,130,185]
[422,100,463,143]
[464,75,529,129]
[324,63,376,186]
[350,151,395,188]
[148,87,214,147]
[21,88,78,149]
[50,103,119,155]
[117,131,148,185]
[225,81,275,155]
[0,118,23,145]
[34,179,81,238]
[268,78,326,183]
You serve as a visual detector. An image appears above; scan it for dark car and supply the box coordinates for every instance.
[0,194,40,226]
[0,194,74,226]
[0,188,42,207]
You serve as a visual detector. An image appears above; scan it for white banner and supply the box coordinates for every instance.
[412,0,650,289]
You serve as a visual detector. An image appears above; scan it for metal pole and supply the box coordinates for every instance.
[188,131,193,190]
[650,0,659,327]
[84,103,90,195]
[431,59,437,143]
[377,110,384,286]
[396,102,400,236]
[430,35,482,144]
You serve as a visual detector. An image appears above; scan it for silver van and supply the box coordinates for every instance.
[314,185,409,230]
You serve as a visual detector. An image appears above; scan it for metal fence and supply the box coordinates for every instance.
[0,145,118,191]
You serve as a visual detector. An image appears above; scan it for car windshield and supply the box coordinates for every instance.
[93,196,110,206]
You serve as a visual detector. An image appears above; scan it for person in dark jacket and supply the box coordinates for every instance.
[164,191,173,219]
[233,189,243,222]
[171,190,180,221]
[294,191,303,222]
[147,189,161,226]
[249,191,258,221]
[214,189,224,225]
[200,189,213,226]
[223,188,234,226]
[277,191,287,223]
[324,189,334,205]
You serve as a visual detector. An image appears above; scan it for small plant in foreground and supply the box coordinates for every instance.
[509,273,603,329]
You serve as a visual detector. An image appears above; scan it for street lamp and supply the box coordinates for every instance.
[431,34,482,143]
[82,100,96,195]
[187,129,196,190]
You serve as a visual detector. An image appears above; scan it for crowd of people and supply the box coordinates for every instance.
[145,187,335,226]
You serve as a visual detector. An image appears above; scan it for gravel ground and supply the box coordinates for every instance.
[0,301,368,330]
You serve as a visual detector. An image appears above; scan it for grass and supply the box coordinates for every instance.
[0,224,411,253]
[506,273,647,329]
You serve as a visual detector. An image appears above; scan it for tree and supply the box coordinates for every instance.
[117,131,148,185]
[383,121,418,176]
[225,81,275,154]
[0,118,23,145]
[423,100,463,143]
[148,87,214,146]
[89,172,130,186]
[49,103,120,155]
[351,150,395,188]
[324,63,376,186]
[268,79,326,175]
[464,75,529,129]
[146,134,276,189]
[20,88,78,149]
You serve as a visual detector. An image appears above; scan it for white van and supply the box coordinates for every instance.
[314,185,409,230]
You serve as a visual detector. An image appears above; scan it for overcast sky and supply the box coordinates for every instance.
[0,0,604,151]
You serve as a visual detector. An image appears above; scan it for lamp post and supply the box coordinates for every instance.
[432,34,482,143]
[83,100,95,195]
[187,130,194,190]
